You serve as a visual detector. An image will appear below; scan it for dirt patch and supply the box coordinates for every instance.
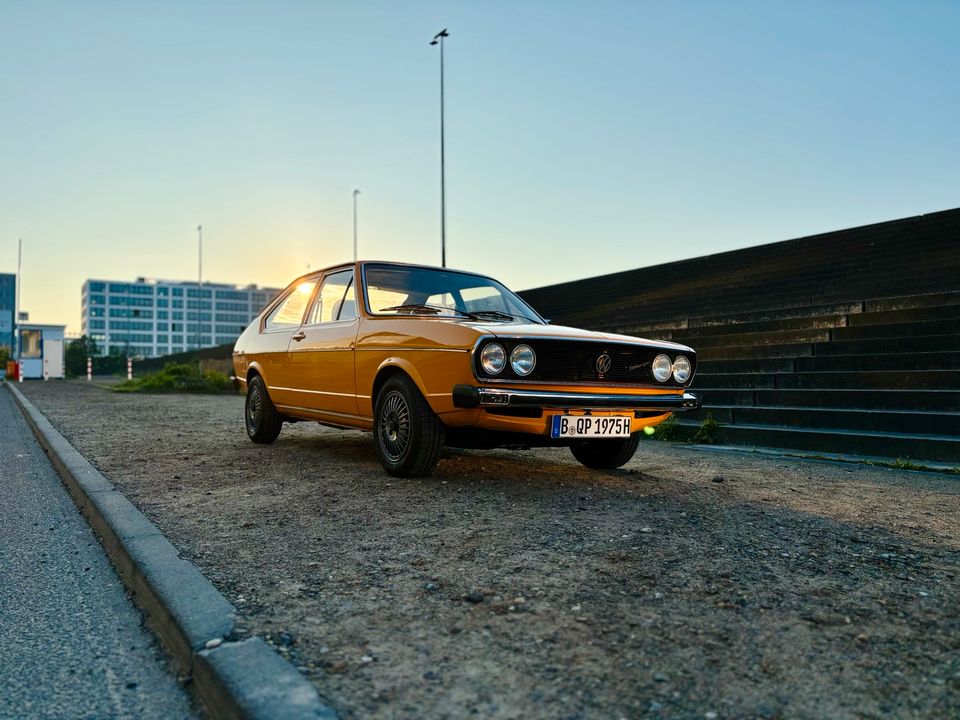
[18,380,960,719]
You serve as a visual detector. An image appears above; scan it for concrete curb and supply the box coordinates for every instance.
[7,383,336,720]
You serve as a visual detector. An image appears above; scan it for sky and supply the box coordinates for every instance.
[1,0,958,333]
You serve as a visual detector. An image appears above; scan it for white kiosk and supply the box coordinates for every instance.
[19,323,66,380]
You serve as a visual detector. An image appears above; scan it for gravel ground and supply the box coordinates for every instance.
[17,380,960,720]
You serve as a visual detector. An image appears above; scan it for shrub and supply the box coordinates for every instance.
[652,413,682,441]
[113,362,235,394]
[692,412,720,444]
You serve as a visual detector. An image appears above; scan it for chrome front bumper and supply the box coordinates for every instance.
[452,385,700,411]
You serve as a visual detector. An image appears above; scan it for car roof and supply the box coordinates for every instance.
[283,261,499,290]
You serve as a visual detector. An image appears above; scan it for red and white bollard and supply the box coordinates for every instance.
[87,357,92,382]
[18,360,23,383]
[127,358,133,381]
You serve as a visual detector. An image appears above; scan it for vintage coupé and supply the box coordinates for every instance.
[233,262,699,477]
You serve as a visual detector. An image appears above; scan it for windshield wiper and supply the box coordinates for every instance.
[379,303,472,317]
[466,309,523,321]
[380,304,531,323]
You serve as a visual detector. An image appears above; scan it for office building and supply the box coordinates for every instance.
[0,272,14,352]
[81,277,282,358]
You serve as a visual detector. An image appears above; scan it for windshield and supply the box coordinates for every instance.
[363,264,544,323]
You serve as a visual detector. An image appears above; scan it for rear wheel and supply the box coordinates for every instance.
[374,374,444,477]
[245,375,283,444]
[570,433,641,469]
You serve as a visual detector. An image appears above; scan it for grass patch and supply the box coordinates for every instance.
[113,362,236,394]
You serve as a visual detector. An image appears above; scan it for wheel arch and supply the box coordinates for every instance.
[371,359,428,407]
[246,362,267,386]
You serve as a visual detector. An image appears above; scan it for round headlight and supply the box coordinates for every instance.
[480,343,506,375]
[510,344,536,376]
[652,354,673,382]
[672,355,692,383]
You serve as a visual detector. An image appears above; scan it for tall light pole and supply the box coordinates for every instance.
[15,238,21,369]
[197,224,203,350]
[353,189,361,262]
[430,28,449,267]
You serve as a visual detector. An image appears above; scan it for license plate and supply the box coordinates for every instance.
[550,415,632,439]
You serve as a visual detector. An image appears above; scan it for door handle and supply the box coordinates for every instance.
[292,331,306,342]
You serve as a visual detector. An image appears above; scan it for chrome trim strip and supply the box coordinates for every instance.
[355,346,470,353]
[269,386,355,398]
[475,388,700,411]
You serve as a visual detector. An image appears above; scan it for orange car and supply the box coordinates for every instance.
[233,261,699,477]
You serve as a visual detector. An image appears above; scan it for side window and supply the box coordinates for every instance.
[264,279,317,330]
[307,270,357,324]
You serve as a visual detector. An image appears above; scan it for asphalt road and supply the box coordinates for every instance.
[0,387,197,720]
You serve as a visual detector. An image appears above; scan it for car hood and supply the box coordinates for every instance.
[468,322,694,353]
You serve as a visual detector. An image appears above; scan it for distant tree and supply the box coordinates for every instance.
[64,335,99,378]
[93,346,129,376]
[0,346,10,367]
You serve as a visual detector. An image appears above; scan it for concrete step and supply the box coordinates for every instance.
[674,313,847,339]
[698,358,796,374]
[812,334,960,357]
[866,290,960,312]
[673,422,960,463]
[847,304,960,327]
[795,351,960,373]
[694,369,960,390]
[696,335,960,363]
[695,388,960,412]
[687,302,865,329]
[700,351,960,374]
[677,327,833,349]
[688,405,960,436]
[697,343,815,361]
[832,318,960,341]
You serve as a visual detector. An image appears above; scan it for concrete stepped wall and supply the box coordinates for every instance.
[519,208,960,463]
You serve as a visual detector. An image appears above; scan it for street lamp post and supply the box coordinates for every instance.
[15,238,21,380]
[353,189,361,262]
[197,224,203,350]
[430,28,449,267]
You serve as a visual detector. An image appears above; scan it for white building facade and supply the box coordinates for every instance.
[81,278,282,358]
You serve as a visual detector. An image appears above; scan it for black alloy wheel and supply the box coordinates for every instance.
[245,375,283,444]
[373,374,444,477]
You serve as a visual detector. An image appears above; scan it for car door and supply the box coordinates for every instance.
[257,275,320,408]
[285,268,360,418]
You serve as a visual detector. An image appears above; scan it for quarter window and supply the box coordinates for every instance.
[265,280,317,330]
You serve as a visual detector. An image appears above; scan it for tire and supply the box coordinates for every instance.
[245,375,283,444]
[570,432,641,470]
[374,374,444,478]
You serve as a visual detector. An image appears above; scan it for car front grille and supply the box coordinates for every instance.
[474,339,695,388]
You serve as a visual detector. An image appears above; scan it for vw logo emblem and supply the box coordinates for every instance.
[596,353,612,376]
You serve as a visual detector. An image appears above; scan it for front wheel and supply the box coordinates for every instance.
[570,433,641,470]
[374,375,444,477]
[245,375,283,444]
